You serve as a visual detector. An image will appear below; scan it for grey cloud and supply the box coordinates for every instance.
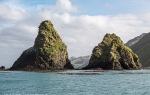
[0,4,28,22]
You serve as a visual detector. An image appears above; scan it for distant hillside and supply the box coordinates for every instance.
[125,33,147,47]
[131,32,150,67]
[70,55,90,69]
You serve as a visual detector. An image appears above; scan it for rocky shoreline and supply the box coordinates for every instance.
[2,66,150,72]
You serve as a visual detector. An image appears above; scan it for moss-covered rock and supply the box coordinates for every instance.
[10,20,74,71]
[84,33,142,70]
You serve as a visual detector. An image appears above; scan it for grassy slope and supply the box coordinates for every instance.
[131,32,150,66]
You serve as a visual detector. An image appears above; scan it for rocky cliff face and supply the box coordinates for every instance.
[70,55,91,69]
[84,33,141,70]
[125,33,147,47]
[10,20,74,71]
[131,32,150,67]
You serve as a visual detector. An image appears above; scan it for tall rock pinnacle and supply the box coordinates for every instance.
[10,20,74,71]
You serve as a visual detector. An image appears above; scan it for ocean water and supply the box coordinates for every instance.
[1,70,150,95]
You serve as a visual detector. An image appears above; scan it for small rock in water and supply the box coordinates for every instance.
[0,66,5,70]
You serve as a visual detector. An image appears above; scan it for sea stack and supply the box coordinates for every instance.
[0,66,5,70]
[10,20,74,71]
[84,33,142,70]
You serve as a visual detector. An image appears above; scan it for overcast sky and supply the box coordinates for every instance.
[1,0,150,68]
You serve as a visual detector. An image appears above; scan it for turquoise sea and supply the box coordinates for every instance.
[1,70,150,95]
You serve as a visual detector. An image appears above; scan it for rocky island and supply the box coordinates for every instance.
[10,20,74,71]
[84,33,142,70]
[0,66,5,70]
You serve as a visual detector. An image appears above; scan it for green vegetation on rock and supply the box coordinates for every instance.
[84,33,141,70]
[10,20,74,71]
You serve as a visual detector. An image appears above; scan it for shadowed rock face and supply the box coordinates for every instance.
[84,33,142,70]
[130,32,150,67]
[0,66,5,70]
[10,20,74,71]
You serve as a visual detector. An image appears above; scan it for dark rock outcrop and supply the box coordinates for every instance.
[0,66,5,70]
[84,33,142,70]
[10,20,74,71]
